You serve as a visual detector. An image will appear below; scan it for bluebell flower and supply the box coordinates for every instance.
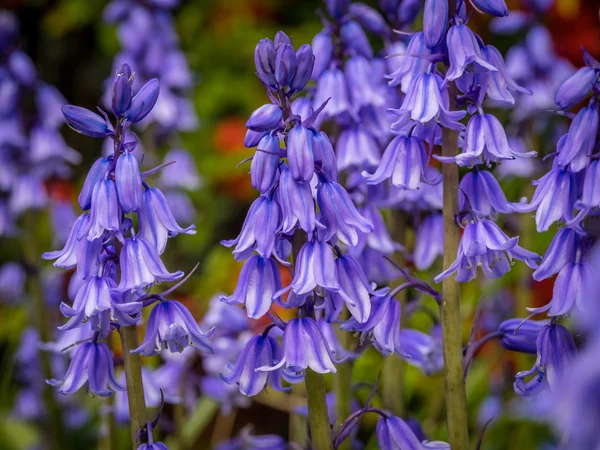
[362,134,428,190]
[290,44,314,92]
[387,33,430,94]
[459,169,514,216]
[134,300,213,355]
[423,0,448,49]
[326,0,350,19]
[437,113,536,166]
[394,73,466,129]
[342,295,400,355]
[83,179,121,240]
[311,31,333,80]
[221,332,287,396]
[446,21,498,81]
[514,323,577,398]
[115,150,143,213]
[276,240,340,298]
[251,134,280,193]
[78,157,112,210]
[355,205,401,255]
[43,213,103,279]
[260,317,339,374]
[414,214,443,271]
[159,148,202,190]
[221,255,281,319]
[61,105,113,138]
[139,187,196,254]
[556,105,598,173]
[480,45,531,105]
[434,219,540,283]
[287,123,315,183]
[254,39,277,88]
[345,56,385,110]
[332,253,377,323]
[336,126,380,171]
[246,104,283,132]
[317,180,373,246]
[546,258,593,317]
[348,3,388,37]
[473,0,508,16]
[498,318,547,354]
[59,276,142,331]
[312,130,338,182]
[48,342,124,396]
[554,66,596,110]
[313,68,355,120]
[0,262,26,303]
[513,165,579,232]
[340,20,372,59]
[532,227,580,281]
[118,236,184,291]
[569,159,600,226]
[377,415,445,450]
[222,196,281,260]
[111,69,132,116]
[397,328,444,375]
[278,166,320,235]
[125,78,160,123]
[214,427,287,450]
[275,43,297,88]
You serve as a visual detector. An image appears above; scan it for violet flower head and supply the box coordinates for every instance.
[498,318,547,354]
[278,166,320,235]
[221,332,287,397]
[118,236,184,291]
[377,414,448,450]
[133,300,213,356]
[514,323,578,398]
[423,0,448,49]
[435,219,540,283]
[458,169,514,216]
[414,214,443,271]
[220,255,282,320]
[397,328,444,375]
[139,187,196,255]
[554,66,597,110]
[316,179,373,246]
[276,240,340,298]
[512,165,579,232]
[341,295,401,355]
[362,134,428,190]
[436,113,536,167]
[222,195,281,260]
[259,317,339,374]
[446,21,498,82]
[48,342,124,396]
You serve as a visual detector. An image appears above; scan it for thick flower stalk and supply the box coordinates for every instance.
[43,65,211,448]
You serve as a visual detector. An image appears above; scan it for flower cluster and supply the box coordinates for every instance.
[42,65,212,431]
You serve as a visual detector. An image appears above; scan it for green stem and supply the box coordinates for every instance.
[305,369,334,450]
[440,74,470,449]
[333,310,352,450]
[119,325,147,448]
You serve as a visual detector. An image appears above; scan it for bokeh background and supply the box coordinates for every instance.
[0,0,599,449]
